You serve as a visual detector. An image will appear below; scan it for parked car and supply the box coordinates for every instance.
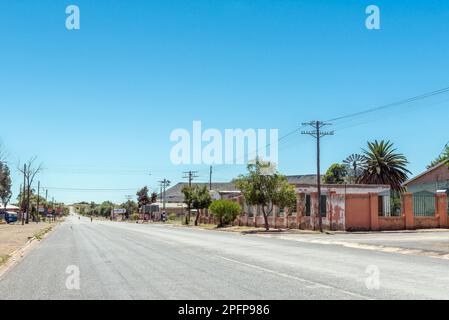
[5,212,18,224]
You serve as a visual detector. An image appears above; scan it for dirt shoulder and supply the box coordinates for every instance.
[0,221,58,267]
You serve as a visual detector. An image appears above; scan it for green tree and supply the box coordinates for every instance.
[428,144,449,169]
[150,192,158,204]
[0,162,12,214]
[324,163,347,184]
[234,160,297,231]
[209,200,241,228]
[87,201,98,216]
[358,140,411,192]
[181,185,194,225]
[136,186,150,208]
[192,185,212,226]
[97,201,114,217]
[120,200,138,218]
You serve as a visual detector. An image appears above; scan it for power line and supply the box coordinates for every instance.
[213,126,303,174]
[327,86,449,123]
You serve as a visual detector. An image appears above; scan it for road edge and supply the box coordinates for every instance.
[0,223,60,280]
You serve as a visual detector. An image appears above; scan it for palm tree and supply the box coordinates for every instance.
[358,140,411,192]
[343,154,366,182]
[427,143,449,169]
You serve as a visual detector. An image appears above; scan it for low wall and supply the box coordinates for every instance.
[379,216,405,231]
[199,193,449,231]
[414,216,440,229]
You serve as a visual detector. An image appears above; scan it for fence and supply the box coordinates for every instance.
[413,193,436,217]
[378,194,401,217]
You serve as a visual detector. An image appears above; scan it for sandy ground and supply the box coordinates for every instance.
[0,222,57,263]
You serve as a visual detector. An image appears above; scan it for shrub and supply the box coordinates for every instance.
[131,213,140,221]
[168,213,177,221]
[209,200,241,227]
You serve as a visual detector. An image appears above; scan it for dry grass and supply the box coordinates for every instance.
[0,222,57,260]
[0,255,10,266]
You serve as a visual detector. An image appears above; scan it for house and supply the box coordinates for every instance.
[234,182,391,231]
[403,161,449,195]
[162,182,239,203]
[166,174,449,231]
[0,204,20,212]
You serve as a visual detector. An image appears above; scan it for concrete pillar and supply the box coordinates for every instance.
[436,193,448,228]
[403,193,415,230]
[311,192,318,230]
[328,191,336,231]
[369,193,379,231]
[296,194,303,229]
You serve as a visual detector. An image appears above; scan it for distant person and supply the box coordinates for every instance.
[90,216,93,222]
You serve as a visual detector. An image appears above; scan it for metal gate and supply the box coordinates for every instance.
[413,193,436,217]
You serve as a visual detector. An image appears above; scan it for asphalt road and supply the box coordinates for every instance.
[1,214,449,300]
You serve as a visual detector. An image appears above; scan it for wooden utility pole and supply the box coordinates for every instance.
[37,181,40,223]
[182,171,198,224]
[183,171,198,188]
[209,166,213,191]
[301,121,334,233]
[158,179,171,211]
[22,164,26,225]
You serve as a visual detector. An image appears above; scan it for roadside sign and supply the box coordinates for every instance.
[113,209,126,215]
[38,206,45,213]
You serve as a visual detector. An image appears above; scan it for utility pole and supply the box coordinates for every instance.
[183,171,198,188]
[182,171,198,224]
[209,166,213,191]
[158,179,171,211]
[26,177,31,223]
[19,184,23,225]
[301,121,334,233]
[37,181,40,223]
[45,189,48,221]
[22,164,26,225]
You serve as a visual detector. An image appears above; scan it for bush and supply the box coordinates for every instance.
[209,200,241,227]
[131,213,140,221]
[168,213,177,221]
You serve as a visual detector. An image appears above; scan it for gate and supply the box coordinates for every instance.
[413,193,436,217]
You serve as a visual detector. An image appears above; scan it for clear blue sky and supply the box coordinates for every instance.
[1,0,449,204]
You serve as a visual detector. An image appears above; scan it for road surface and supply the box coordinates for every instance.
[1,214,449,300]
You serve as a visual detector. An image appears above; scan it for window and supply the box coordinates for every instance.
[320,195,327,217]
[305,195,311,216]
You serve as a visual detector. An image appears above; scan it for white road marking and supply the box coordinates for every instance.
[218,256,374,300]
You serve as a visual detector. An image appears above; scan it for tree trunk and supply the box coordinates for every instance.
[194,208,201,226]
[262,207,270,231]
